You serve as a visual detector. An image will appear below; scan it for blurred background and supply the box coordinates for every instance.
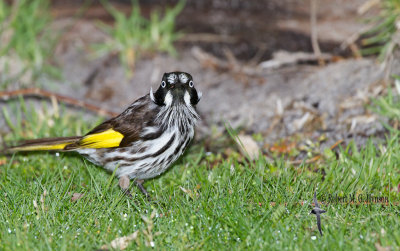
[1,0,400,158]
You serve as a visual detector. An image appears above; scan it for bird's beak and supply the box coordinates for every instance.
[170,83,185,90]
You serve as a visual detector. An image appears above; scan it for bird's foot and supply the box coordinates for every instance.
[135,179,151,201]
[118,176,151,201]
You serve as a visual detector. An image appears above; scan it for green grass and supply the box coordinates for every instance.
[0,98,399,250]
[0,0,58,87]
[361,0,400,60]
[93,0,184,77]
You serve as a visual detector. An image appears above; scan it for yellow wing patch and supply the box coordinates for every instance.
[78,129,124,149]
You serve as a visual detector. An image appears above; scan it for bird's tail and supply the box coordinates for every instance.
[2,136,82,154]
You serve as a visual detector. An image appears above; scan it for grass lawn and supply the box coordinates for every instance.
[0,100,399,250]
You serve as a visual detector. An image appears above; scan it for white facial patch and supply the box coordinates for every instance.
[149,87,155,103]
[184,91,191,106]
[167,74,177,84]
[179,73,189,84]
[164,91,173,106]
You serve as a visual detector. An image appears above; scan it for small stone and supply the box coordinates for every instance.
[71,193,84,202]
[236,135,260,160]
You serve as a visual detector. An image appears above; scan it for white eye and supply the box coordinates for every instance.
[161,81,166,88]
[189,81,194,88]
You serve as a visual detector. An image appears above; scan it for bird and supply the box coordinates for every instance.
[310,191,326,236]
[2,72,202,197]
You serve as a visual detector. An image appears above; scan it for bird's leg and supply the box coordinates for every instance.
[135,179,150,198]
[119,175,133,198]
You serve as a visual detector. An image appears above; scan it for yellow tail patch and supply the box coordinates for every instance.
[78,129,124,148]
[11,143,70,152]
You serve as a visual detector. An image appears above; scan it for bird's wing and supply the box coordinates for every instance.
[65,126,125,149]
[316,214,323,236]
[2,95,159,153]
[65,95,159,150]
[313,191,320,208]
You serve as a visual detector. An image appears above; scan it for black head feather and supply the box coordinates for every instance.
[152,72,201,106]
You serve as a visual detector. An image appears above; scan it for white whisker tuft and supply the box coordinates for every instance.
[164,91,173,106]
[184,91,191,106]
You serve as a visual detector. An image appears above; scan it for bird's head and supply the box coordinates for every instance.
[150,72,202,107]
